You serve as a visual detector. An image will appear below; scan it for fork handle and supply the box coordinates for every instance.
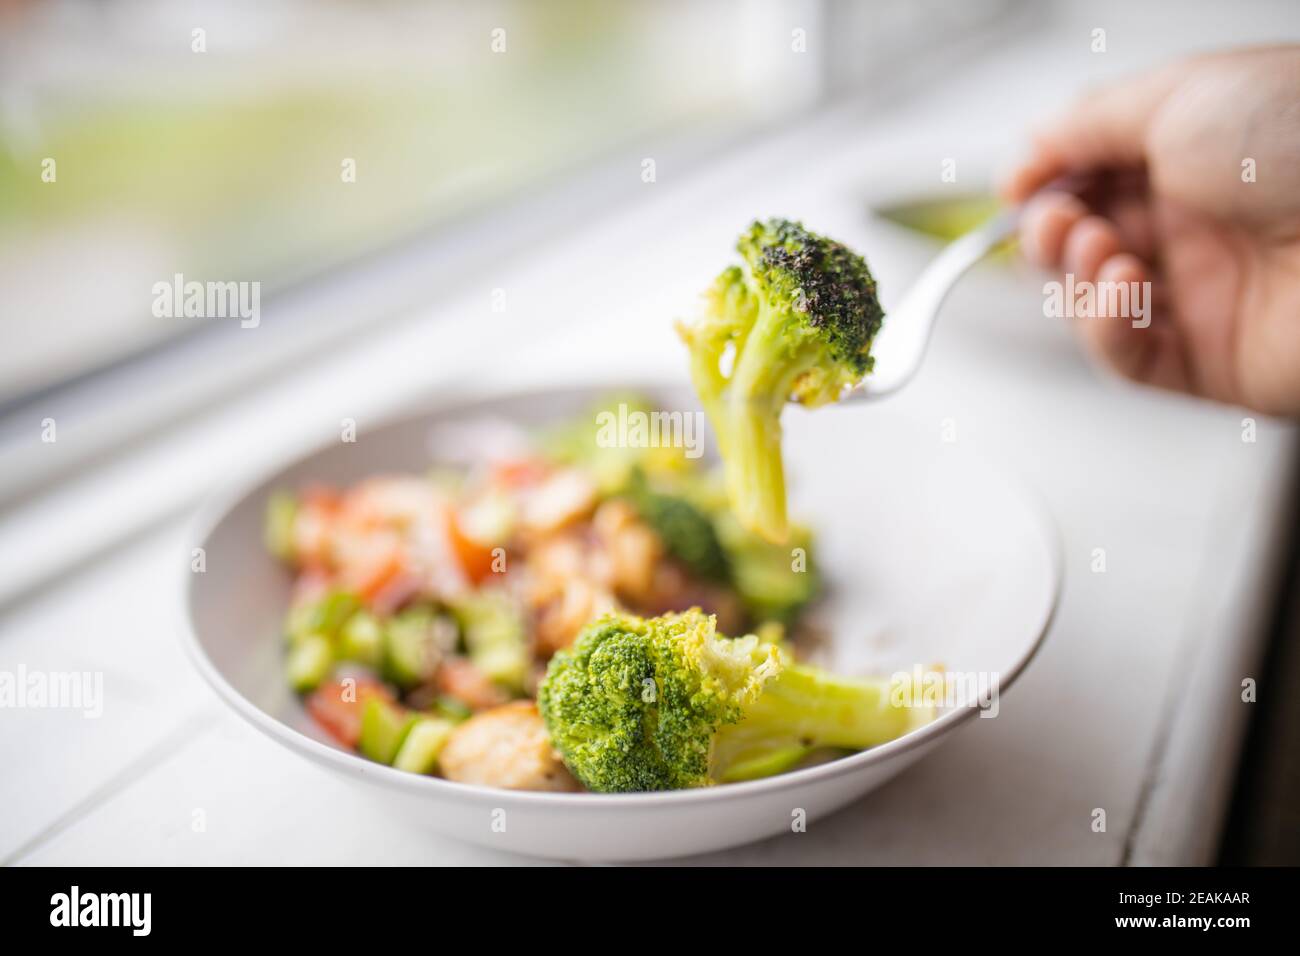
[855,207,1021,399]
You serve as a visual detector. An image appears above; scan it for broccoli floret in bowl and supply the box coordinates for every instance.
[622,469,731,585]
[714,510,819,626]
[537,609,913,792]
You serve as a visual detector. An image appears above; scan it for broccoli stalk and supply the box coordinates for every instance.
[538,609,913,792]
[710,664,910,782]
[714,510,818,625]
[678,219,884,542]
[722,299,812,540]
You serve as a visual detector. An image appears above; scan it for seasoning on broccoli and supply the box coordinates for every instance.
[677,218,884,542]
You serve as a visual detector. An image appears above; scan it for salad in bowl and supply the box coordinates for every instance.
[264,394,928,793]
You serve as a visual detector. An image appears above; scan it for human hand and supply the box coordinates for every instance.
[1003,46,1300,415]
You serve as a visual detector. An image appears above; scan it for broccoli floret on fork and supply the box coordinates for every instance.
[677,218,884,542]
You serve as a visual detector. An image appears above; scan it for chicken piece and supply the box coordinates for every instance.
[519,468,596,536]
[592,499,664,604]
[534,577,618,657]
[292,500,338,569]
[526,533,589,598]
[340,476,444,532]
[289,568,333,608]
[609,521,662,604]
[591,497,635,538]
[438,701,581,791]
[435,656,508,711]
[333,529,407,602]
[641,561,746,635]
[522,523,621,655]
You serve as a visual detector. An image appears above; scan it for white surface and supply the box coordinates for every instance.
[4,5,1299,864]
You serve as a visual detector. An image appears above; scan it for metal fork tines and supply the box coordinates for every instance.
[842,206,1021,403]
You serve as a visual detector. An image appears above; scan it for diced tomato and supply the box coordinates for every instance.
[435,657,507,711]
[306,677,393,748]
[300,484,343,512]
[345,541,407,603]
[290,568,333,608]
[368,573,422,616]
[488,457,549,489]
[448,510,498,584]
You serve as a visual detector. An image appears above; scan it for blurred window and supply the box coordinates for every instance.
[0,0,1005,404]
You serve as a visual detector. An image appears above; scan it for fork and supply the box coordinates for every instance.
[841,205,1022,402]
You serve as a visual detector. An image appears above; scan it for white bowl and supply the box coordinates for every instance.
[184,385,1061,861]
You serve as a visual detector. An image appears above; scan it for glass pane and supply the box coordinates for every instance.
[0,0,823,402]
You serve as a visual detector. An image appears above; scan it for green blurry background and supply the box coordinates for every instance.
[0,0,828,401]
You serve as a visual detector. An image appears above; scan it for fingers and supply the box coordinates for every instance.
[1006,63,1199,399]
[1073,253,1191,394]
[1019,192,1088,267]
[1021,184,1159,268]
[1023,193,1193,395]
[1021,193,1125,284]
[1001,152,1069,207]
[1104,193,1158,261]
[1062,215,1123,282]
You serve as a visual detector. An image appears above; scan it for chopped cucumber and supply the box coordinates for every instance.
[286,590,361,644]
[339,611,384,669]
[451,591,527,692]
[286,633,333,692]
[472,643,528,689]
[264,490,298,561]
[392,718,456,774]
[383,609,450,688]
[285,603,317,644]
[358,697,419,765]
[432,695,473,723]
